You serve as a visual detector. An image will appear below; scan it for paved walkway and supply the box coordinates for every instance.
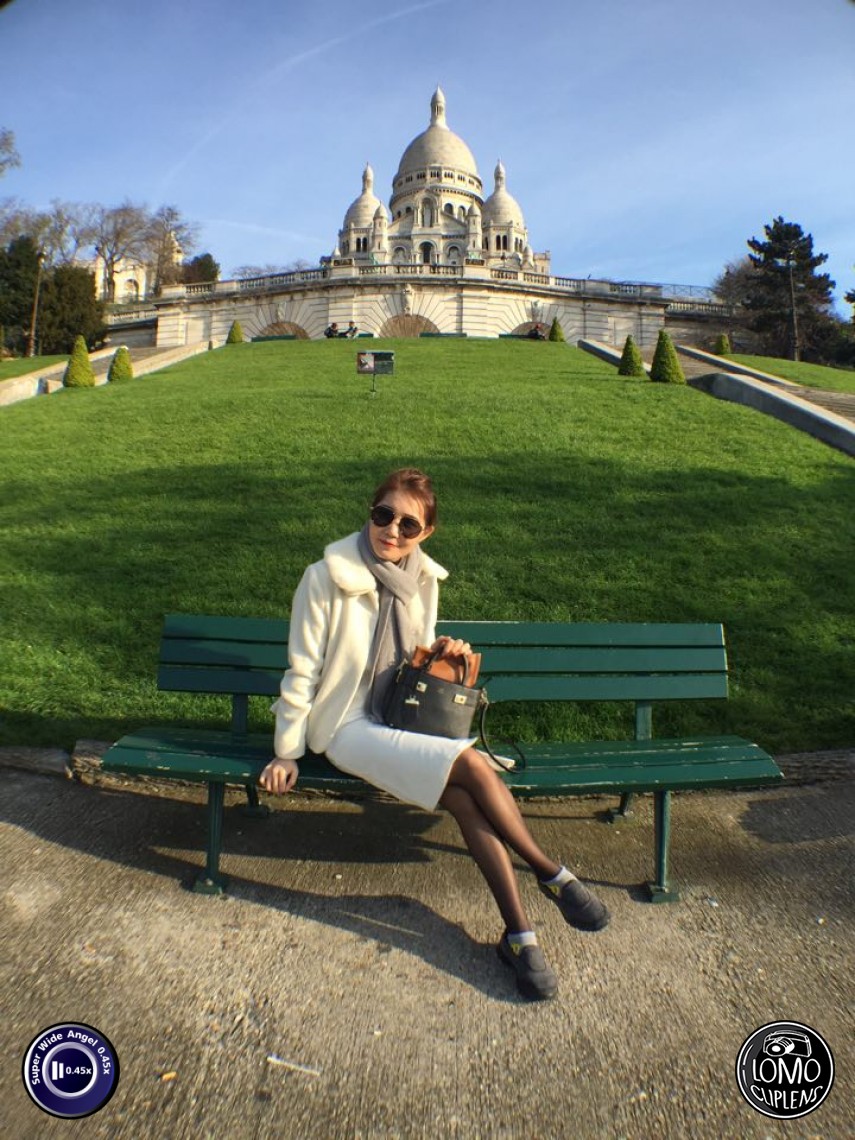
[794,386,855,423]
[2,762,852,1138]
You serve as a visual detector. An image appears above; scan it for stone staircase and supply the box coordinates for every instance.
[89,345,181,378]
[792,387,855,423]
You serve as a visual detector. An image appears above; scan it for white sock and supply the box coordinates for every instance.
[507,930,538,949]
[541,865,577,895]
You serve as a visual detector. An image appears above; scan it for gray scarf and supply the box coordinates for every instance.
[357,523,424,721]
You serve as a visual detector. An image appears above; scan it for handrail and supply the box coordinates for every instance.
[125,267,723,309]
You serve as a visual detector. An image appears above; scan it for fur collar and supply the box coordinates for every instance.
[324,532,448,595]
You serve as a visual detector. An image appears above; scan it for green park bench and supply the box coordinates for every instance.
[101,615,782,900]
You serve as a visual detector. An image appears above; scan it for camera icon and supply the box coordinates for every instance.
[763,1031,812,1058]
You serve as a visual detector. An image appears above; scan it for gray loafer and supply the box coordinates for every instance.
[539,878,610,931]
[497,932,558,1001]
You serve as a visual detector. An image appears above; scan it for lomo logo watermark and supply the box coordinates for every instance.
[22,1022,119,1119]
[736,1020,834,1119]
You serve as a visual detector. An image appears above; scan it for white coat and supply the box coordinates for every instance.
[272,532,448,760]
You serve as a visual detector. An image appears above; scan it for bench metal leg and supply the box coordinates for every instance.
[241,782,270,818]
[605,792,636,823]
[647,789,679,902]
[193,781,228,896]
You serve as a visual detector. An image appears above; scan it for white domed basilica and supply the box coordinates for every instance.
[332,88,547,277]
[149,90,719,347]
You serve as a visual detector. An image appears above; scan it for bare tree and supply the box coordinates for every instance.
[0,198,42,247]
[230,259,313,279]
[145,204,200,294]
[91,201,150,301]
[0,128,21,179]
[40,200,99,266]
[712,257,756,308]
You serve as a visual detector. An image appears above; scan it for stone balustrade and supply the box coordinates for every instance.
[155,266,718,305]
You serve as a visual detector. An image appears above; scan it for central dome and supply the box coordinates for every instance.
[394,87,479,181]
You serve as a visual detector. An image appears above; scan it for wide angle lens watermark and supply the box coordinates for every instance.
[22,1022,119,1119]
[735,1020,834,1120]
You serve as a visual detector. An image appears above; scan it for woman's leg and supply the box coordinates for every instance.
[445,748,561,880]
[439,784,529,933]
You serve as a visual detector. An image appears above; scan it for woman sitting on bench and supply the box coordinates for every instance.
[260,468,608,1000]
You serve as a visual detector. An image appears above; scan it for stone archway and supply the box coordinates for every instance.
[378,314,439,338]
[255,321,310,339]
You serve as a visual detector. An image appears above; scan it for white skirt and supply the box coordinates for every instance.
[325,714,476,811]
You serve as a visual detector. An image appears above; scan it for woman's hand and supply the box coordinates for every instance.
[259,758,299,795]
[430,635,472,659]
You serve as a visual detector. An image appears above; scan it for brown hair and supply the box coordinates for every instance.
[371,468,437,528]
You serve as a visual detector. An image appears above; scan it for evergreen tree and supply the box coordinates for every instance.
[0,234,40,354]
[63,335,96,387]
[107,345,134,382]
[226,320,244,344]
[182,252,220,284]
[744,216,835,361]
[649,330,685,384]
[617,335,646,376]
[38,266,106,353]
[713,333,732,355]
[547,316,565,342]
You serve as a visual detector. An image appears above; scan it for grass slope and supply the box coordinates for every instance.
[0,355,67,381]
[2,339,854,754]
[728,354,855,393]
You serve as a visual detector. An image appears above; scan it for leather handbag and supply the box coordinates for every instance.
[383,646,518,771]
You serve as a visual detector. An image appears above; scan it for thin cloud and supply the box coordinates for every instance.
[159,0,452,190]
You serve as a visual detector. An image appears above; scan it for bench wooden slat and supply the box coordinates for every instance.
[156,666,283,696]
[516,735,766,766]
[506,755,781,795]
[163,613,289,642]
[442,621,725,649]
[159,639,289,670]
[103,729,357,790]
[477,646,726,674]
[486,673,729,702]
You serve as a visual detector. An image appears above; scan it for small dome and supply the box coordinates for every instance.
[343,163,382,229]
[395,88,479,182]
[374,204,388,222]
[482,160,526,229]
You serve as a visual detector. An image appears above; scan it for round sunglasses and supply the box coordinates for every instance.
[369,504,425,539]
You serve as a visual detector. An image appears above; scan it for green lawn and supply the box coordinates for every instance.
[728,354,855,393]
[0,355,67,381]
[2,339,854,754]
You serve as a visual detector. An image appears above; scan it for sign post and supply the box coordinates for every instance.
[356,351,395,397]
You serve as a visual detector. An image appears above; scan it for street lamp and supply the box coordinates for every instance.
[785,251,800,362]
[774,249,800,362]
[26,249,45,358]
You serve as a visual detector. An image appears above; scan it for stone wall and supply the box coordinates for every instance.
[153,271,672,349]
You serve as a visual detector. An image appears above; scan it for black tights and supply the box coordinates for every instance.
[439,748,561,933]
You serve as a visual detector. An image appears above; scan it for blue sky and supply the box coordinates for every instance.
[3,0,854,310]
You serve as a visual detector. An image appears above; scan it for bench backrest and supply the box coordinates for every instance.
[158,614,729,738]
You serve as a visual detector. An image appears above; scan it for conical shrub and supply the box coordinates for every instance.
[226,320,244,345]
[107,345,134,382]
[649,330,685,384]
[617,335,646,377]
[547,317,565,342]
[63,335,96,388]
[713,333,732,355]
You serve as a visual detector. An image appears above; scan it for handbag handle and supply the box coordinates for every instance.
[477,698,527,771]
[424,648,476,687]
